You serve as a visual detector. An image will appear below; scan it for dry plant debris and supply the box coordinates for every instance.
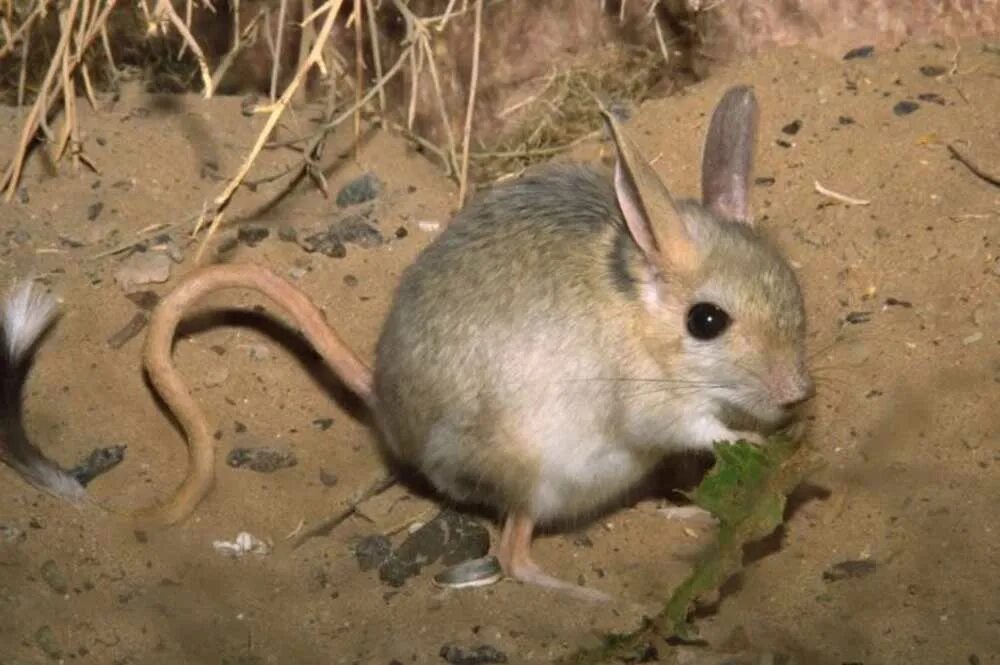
[1,0,685,260]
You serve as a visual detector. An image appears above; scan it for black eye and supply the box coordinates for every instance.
[686,302,731,340]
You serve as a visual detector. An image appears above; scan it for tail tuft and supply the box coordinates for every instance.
[4,281,58,361]
[1,281,86,502]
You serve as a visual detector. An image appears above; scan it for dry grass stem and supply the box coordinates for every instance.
[1,0,81,201]
[16,24,29,106]
[178,0,194,57]
[271,0,291,102]
[652,13,670,65]
[457,0,483,205]
[79,62,98,109]
[290,472,397,549]
[194,0,345,263]
[813,180,871,206]
[471,130,600,160]
[353,0,363,159]
[498,68,557,118]
[420,38,458,173]
[0,0,47,60]
[99,24,115,74]
[406,41,421,129]
[364,0,385,113]
[948,142,1000,188]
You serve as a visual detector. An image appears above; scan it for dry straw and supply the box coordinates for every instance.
[1,0,680,259]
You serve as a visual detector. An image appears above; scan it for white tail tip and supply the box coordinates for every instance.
[3,281,57,362]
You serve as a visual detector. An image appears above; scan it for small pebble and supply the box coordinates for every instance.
[893,100,920,116]
[278,225,298,242]
[399,510,491,568]
[838,115,855,125]
[823,558,876,581]
[919,65,947,77]
[226,447,298,473]
[216,235,240,255]
[843,45,874,60]
[212,531,271,557]
[355,534,393,571]
[439,644,508,665]
[203,366,230,387]
[343,274,359,287]
[241,95,259,116]
[199,161,219,179]
[312,418,334,431]
[301,214,383,256]
[150,233,184,263]
[379,554,420,587]
[962,332,983,346]
[333,214,384,248]
[781,119,802,135]
[114,251,172,293]
[245,343,273,361]
[918,92,946,105]
[58,234,86,249]
[34,625,62,659]
[125,290,160,311]
[237,226,270,247]
[884,297,912,308]
[754,176,776,187]
[40,560,68,594]
[336,173,382,207]
[86,202,104,221]
[300,230,347,258]
[319,468,338,487]
[0,524,25,543]
[69,445,126,486]
[845,311,872,324]
[395,226,409,239]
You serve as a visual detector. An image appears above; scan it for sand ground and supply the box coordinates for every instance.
[0,40,998,665]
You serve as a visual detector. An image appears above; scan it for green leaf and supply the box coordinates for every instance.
[559,433,820,664]
[662,435,814,638]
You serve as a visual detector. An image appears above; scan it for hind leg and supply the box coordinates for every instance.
[496,512,610,602]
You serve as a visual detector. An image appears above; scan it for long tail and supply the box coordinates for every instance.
[136,263,375,527]
[1,281,87,502]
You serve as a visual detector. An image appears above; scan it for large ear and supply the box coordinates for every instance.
[701,85,759,225]
[600,108,698,274]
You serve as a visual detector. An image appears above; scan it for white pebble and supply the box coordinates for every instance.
[962,332,983,346]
